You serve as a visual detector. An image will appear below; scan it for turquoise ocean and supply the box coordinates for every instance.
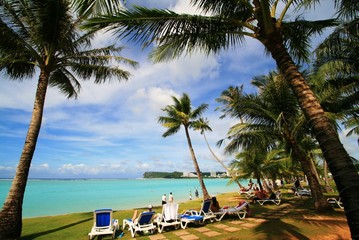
[0,178,247,218]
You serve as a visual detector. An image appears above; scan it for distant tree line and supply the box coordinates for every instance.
[143,171,227,178]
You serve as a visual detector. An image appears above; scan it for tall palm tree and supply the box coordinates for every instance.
[0,0,137,238]
[218,71,330,209]
[84,1,359,236]
[158,93,211,200]
[194,117,244,188]
[314,17,359,141]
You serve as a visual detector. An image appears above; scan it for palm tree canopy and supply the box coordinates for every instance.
[158,93,208,137]
[193,117,212,135]
[84,1,336,63]
[0,0,138,99]
[71,0,127,18]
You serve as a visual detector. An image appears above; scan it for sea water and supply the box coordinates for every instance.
[0,178,248,218]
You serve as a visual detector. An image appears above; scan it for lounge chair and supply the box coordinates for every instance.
[255,191,281,205]
[199,199,217,222]
[238,189,255,199]
[88,209,117,240]
[214,201,248,221]
[156,203,181,233]
[180,210,204,229]
[122,211,156,238]
[294,188,311,197]
[327,197,344,209]
[180,199,216,229]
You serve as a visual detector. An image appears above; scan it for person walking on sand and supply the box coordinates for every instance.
[162,194,167,205]
[169,192,174,203]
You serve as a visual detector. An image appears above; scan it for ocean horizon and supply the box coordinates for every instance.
[0,178,248,218]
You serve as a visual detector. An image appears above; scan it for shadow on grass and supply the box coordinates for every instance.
[20,216,92,240]
[255,218,310,240]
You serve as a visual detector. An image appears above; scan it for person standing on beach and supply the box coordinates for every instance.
[195,189,199,198]
[169,192,174,203]
[162,194,167,205]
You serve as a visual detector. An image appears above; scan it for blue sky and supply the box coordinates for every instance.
[0,1,357,179]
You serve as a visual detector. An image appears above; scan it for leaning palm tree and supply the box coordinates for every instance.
[84,1,359,236]
[194,117,244,188]
[158,93,211,200]
[0,0,137,238]
[218,70,331,210]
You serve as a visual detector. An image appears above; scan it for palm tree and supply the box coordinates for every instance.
[194,118,244,188]
[314,18,359,141]
[218,70,332,209]
[0,0,137,238]
[158,93,211,200]
[84,1,359,235]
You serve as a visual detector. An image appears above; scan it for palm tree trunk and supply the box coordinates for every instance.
[281,128,330,210]
[323,160,333,192]
[202,133,243,188]
[184,127,210,200]
[264,31,359,237]
[0,70,49,240]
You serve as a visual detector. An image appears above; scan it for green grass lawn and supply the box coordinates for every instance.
[20,188,349,240]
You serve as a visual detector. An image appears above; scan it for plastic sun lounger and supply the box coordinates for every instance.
[256,191,282,206]
[156,203,181,233]
[238,189,255,199]
[214,202,248,221]
[88,209,117,240]
[180,199,216,229]
[327,197,344,209]
[180,211,204,229]
[122,211,156,238]
[199,199,217,222]
[295,188,312,197]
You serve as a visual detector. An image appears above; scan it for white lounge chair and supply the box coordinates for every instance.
[327,197,344,209]
[214,201,248,221]
[156,203,181,233]
[88,209,117,240]
[122,211,156,238]
[239,189,255,199]
[256,191,281,206]
[295,188,311,197]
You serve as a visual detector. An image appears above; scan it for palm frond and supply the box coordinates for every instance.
[282,18,338,63]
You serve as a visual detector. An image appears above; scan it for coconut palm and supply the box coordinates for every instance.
[158,93,211,200]
[84,1,359,235]
[0,0,137,238]
[218,70,331,209]
[314,17,359,141]
[231,145,267,191]
[193,117,244,188]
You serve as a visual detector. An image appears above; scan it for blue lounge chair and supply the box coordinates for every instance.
[123,211,156,237]
[180,211,204,229]
[88,209,117,240]
[199,199,217,222]
[180,199,216,229]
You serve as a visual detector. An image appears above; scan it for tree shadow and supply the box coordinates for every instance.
[254,216,348,239]
[20,216,92,239]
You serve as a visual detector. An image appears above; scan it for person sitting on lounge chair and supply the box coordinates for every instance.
[131,204,155,223]
[252,189,268,203]
[210,196,221,212]
[214,200,250,221]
